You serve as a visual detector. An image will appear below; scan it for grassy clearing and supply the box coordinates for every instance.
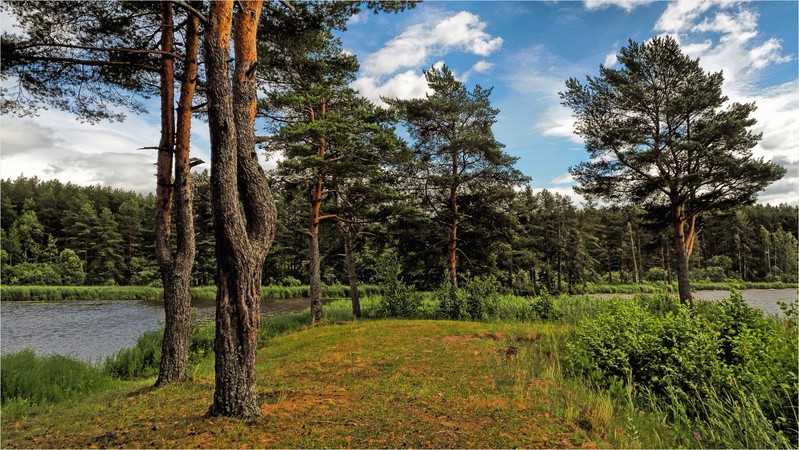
[1,320,651,449]
[3,293,794,448]
[0,284,382,302]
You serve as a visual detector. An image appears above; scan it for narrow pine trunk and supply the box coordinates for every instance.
[447,220,458,289]
[628,222,639,284]
[154,0,175,272]
[156,3,199,387]
[309,218,323,322]
[672,205,693,306]
[309,176,323,323]
[154,0,183,386]
[447,183,458,289]
[157,271,191,384]
[342,223,361,318]
[204,0,275,418]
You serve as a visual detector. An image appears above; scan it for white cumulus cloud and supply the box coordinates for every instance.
[472,60,494,73]
[584,0,654,13]
[362,11,503,78]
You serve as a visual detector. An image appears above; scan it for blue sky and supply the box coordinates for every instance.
[2,0,797,205]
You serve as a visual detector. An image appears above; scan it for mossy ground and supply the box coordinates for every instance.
[1,320,640,448]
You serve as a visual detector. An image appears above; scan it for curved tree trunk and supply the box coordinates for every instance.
[204,0,276,418]
[672,205,693,306]
[156,5,199,386]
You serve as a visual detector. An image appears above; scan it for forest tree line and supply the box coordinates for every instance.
[2,174,796,290]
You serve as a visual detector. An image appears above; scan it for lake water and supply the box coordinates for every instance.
[589,288,797,317]
[0,297,318,363]
[1,289,795,362]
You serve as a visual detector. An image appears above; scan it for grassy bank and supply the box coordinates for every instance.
[3,293,795,448]
[2,319,667,448]
[0,284,382,302]
[2,282,794,302]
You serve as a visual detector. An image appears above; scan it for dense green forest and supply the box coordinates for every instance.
[2,175,796,289]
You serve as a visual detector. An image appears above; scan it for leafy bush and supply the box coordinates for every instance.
[568,291,798,444]
[530,293,562,320]
[375,250,420,318]
[635,292,681,317]
[437,276,467,320]
[1,349,114,405]
[644,267,668,282]
[462,275,502,320]
[279,276,302,287]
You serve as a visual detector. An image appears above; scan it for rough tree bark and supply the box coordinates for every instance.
[308,103,326,323]
[204,0,276,418]
[672,204,693,307]
[447,180,458,290]
[309,173,324,323]
[155,2,199,386]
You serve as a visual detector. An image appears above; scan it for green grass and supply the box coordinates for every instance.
[1,349,119,407]
[1,320,657,448]
[0,284,382,302]
[0,285,164,301]
[3,292,794,448]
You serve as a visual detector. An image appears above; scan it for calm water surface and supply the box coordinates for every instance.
[589,288,797,316]
[0,297,319,362]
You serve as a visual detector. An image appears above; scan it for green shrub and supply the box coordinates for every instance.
[644,267,668,282]
[437,276,467,320]
[530,293,562,320]
[279,276,302,287]
[635,292,681,317]
[375,250,420,319]
[1,349,114,405]
[568,291,798,444]
[462,275,502,320]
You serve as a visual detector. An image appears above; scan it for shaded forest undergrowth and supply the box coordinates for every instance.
[2,291,797,448]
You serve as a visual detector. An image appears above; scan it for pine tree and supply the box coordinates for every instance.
[561,36,785,304]
[88,207,124,284]
[387,65,526,291]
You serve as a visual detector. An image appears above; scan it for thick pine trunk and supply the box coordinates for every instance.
[204,0,275,418]
[342,223,361,318]
[672,205,693,306]
[208,266,263,418]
